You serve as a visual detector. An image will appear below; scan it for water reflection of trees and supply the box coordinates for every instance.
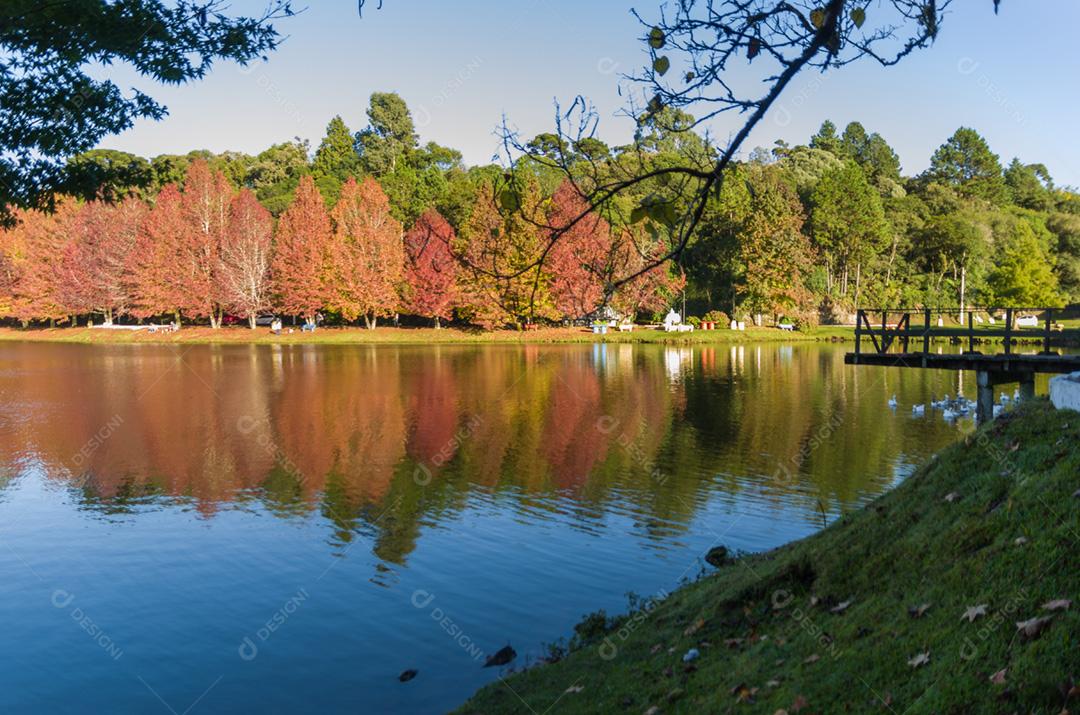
[0,342,963,561]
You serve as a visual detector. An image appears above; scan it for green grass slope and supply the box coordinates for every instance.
[459,400,1080,714]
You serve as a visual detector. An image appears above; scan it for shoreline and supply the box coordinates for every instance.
[456,400,1080,713]
[0,325,856,346]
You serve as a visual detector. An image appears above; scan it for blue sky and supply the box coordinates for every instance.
[100,1,1080,186]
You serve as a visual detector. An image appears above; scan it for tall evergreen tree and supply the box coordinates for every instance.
[311,116,361,207]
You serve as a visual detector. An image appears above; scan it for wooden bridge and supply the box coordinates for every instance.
[845,307,1080,422]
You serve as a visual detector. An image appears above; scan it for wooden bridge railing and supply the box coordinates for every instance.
[853,307,1078,357]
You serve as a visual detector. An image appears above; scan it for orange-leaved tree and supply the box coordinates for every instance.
[271,174,333,323]
[328,177,403,328]
[179,160,233,327]
[56,196,146,325]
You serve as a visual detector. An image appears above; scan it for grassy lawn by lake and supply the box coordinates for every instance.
[0,324,855,345]
[457,399,1080,714]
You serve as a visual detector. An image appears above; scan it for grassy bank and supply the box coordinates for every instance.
[0,325,854,346]
[459,400,1080,714]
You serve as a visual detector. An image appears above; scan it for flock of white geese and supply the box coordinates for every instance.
[888,388,1020,420]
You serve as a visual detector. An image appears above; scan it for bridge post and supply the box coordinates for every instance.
[1019,374,1036,403]
[976,371,995,424]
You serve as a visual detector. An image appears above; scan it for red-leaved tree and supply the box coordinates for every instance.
[179,160,233,327]
[546,180,612,320]
[56,196,147,325]
[7,200,80,325]
[271,174,333,322]
[219,189,273,329]
[328,177,403,328]
[130,184,186,323]
[404,208,458,327]
[608,227,687,318]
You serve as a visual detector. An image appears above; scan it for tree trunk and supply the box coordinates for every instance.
[959,264,967,324]
[104,308,114,326]
[854,263,862,309]
[364,315,377,330]
[434,316,441,329]
[248,314,257,330]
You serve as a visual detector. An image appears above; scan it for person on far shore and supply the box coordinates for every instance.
[271,318,282,335]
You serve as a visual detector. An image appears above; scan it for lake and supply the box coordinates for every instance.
[0,340,1013,713]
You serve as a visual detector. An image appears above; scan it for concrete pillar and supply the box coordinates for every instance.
[1019,374,1036,403]
[976,371,995,424]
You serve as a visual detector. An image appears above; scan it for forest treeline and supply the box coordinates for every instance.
[0,92,1076,329]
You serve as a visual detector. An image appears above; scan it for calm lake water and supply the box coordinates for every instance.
[0,340,1032,713]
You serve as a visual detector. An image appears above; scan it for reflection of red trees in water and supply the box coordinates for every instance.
[0,344,677,512]
[542,353,604,489]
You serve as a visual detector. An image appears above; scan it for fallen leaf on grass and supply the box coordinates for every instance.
[774,711,789,715]
[1016,615,1054,641]
[908,651,930,668]
[961,604,988,622]
[1009,441,1020,452]
[908,603,932,619]
[564,684,584,694]
[683,618,705,636]
[803,654,820,664]
[1014,536,1028,546]
[790,694,809,712]
[1042,599,1072,612]
[644,707,660,715]
[650,643,663,654]
[944,492,961,503]
[723,638,744,649]
[830,599,853,614]
[990,668,1007,685]
[766,679,781,688]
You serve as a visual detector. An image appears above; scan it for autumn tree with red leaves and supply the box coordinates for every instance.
[179,160,233,328]
[130,184,186,323]
[608,227,687,318]
[271,175,333,322]
[328,177,404,328]
[546,181,612,319]
[404,209,458,327]
[56,197,147,325]
[219,189,274,329]
[5,201,80,325]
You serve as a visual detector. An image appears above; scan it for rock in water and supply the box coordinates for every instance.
[398,669,418,683]
[484,645,516,668]
[705,546,729,568]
